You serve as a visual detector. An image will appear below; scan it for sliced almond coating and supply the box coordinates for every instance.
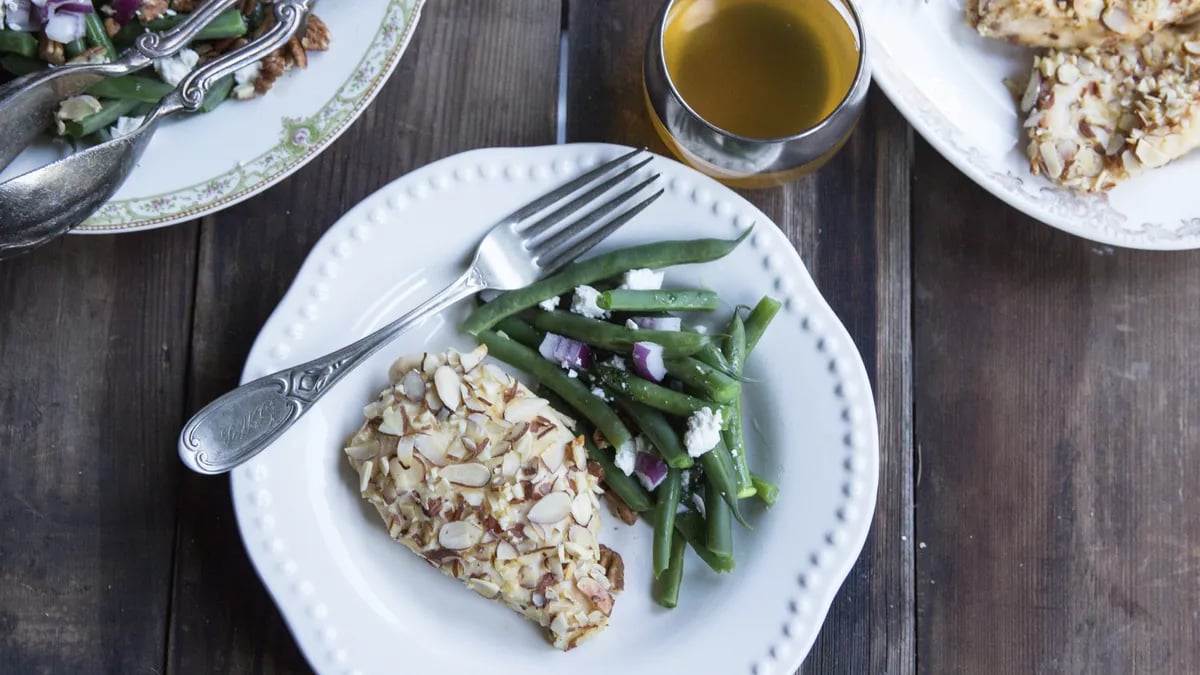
[379,406,407,435]
[434,366,462,411]
[504,396,548,423]
[528,491,572,524]
[438,521,483,549]
[400,370,425,400]
[441,462,490,487]
[468,578,501,599]
[460,344,488,372]
[570,494,593,526]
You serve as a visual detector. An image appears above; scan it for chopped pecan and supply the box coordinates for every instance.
[598,545,625,592]
[605,492,639,526]
[254,51,288,94]
[238,0,258,15]
[68,45,107,65]
[287,37,307,69]
[302,14,330,51]
[103,17,120,38]
[586,460,606,482]
[138,0,169,22]
[170,0,202,11]
[38,38,65,66]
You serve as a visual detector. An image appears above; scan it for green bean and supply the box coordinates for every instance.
[0,31,37,59]
[675,511,734,573]
[744,296,782,353]
[698,438,749,528]
[583,435,653,513]
[723,314,754,498]
[87,75,174,103]
[595,365,722,418]
[462,231,751,335]
[751,474,779,507]
[495,316,544,350]
[199,75,234,113]
[597,289,720,312]
[705,483,733,559]
[145,9,248,41]
[84,13,117,60]
[62,98,140,138]
[653,531,685,609]
[65,38,88,58]
[663,356,740,403]
[1,54,46,76]
[112,22,144,49]
[477,330,633,453]
[653,468,682,578]
[530,311,713,358]
[693,339,732,372]
[612,397,692,469]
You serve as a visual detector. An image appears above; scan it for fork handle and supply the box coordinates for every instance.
[178,267,487,475]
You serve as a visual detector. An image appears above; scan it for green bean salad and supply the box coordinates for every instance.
[464,231,782,608]
[0,1,329,143]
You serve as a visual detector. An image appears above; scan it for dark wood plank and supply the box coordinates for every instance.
[166,2,563,672]
[913,141,1200,674]
[0,227,198,673]
[566,3,916,672]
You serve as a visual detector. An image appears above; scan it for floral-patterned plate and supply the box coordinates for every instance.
[0,0,423,233]
[862,0,1200,250]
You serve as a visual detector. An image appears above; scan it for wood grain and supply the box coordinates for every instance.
[165,2,563,672]
[913,140,1200,674]
[566,2,916,672]
[0,227,197,673]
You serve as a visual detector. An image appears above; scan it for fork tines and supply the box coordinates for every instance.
[509,148,663,271]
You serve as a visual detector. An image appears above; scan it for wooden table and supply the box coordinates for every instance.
[2,2,1197,673]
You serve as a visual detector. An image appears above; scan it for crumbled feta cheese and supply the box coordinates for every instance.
[691,492,706,517]
[684,406,723,457]
[538,295,561,311]
[154,48,200,88]
[232,60,263,100]
[614,441,637,476]
[110,116,145,140]
[567,369,578,379]
[606,356,627,371]
[570,285,608,319]
[694,325,708,334]
[681,469,691,486]
[621,268,664,290]
[590,387,609,401]
[625,319,639,330]
[55,95,103,134]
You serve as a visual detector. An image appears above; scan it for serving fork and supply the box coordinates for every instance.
[179,149,663,475]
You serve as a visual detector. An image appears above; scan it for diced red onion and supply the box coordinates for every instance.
[112,0,140,24]
[631,341,666,382]
[634,452,668,490]
[538,332,591,370]
[631,316,681,332]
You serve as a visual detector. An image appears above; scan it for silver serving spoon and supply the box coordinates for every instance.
[0,0,314,259]
[0,0,241,172]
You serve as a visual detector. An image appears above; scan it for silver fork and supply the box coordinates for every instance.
[179,148,662,475]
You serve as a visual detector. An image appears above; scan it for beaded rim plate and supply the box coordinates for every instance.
[862,0,1200,250]
[229,144,880,675]
[0,0,423,233]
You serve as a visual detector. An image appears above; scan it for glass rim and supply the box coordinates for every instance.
[655,0,871,145]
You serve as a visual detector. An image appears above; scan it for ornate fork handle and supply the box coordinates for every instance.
[179,268,487,475]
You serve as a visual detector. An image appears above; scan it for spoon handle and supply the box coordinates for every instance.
[151,0,314,116]
[133,0,243,60]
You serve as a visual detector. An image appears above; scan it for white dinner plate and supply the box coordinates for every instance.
[230,143,880,674]
[0,0,423,233]
[862,0,1200,250]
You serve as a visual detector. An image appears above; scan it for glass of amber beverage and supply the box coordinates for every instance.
[644,0,871,188]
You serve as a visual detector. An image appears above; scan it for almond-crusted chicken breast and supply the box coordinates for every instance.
[969,0,1200,48]
[1023,28,1200,191]
[344,346,622,650]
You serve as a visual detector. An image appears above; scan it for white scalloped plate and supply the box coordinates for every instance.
[862,0,1200,250]
[0,0,423,233]
[230,143,880,675]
